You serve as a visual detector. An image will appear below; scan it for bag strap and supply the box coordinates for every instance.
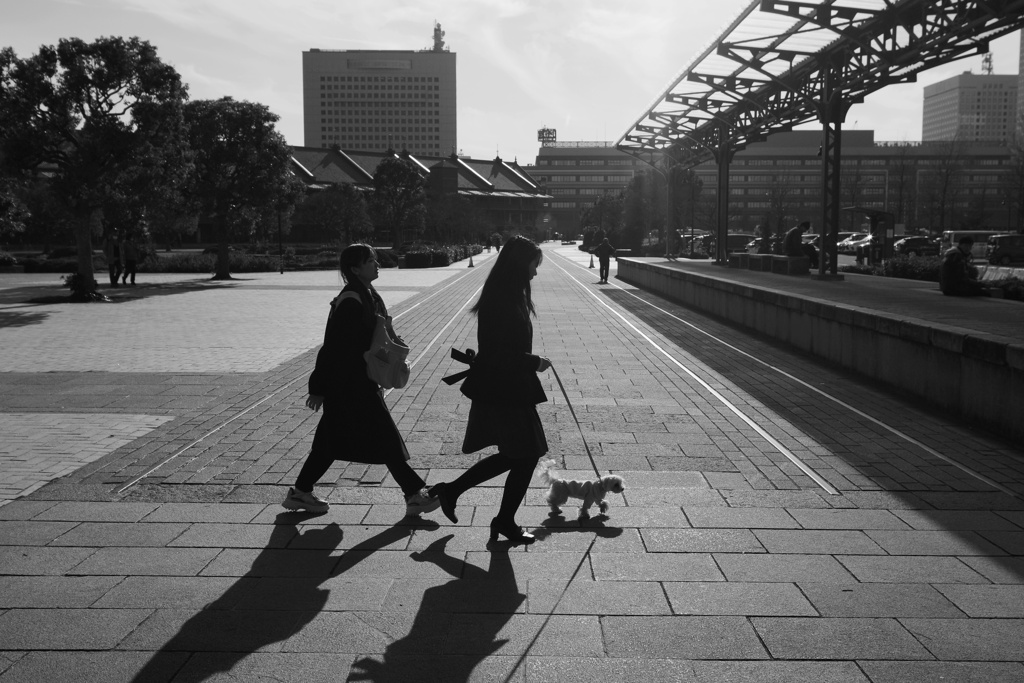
[330,290,363,319]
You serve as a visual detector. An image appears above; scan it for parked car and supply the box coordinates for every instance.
[725,232,756,253]
[893,235,940,257]
[837,233,869,254]
[986,234,1024,265]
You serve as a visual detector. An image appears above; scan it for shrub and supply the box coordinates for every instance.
[879,255,941,282]
[0,251,17,267]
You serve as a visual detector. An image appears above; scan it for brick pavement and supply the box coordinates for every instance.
[0,246,1022,682]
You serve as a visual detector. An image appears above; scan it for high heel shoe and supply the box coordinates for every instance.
[428,482,459,524]
[489,517,535,545]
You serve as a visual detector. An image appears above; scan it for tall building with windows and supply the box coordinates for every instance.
[302,23,456,155]
[922,72,1018,144]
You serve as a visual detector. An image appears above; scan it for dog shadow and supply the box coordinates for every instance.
[530,513,624,542]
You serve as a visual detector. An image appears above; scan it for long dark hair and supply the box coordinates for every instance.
[471,235,542,318]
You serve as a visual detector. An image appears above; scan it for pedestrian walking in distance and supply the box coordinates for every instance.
[433,235,552,545]
[283,243,439,516]
[593,237,615,283]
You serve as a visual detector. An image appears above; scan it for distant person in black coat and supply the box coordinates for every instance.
[940,236,991,296]
[783,221,818,268]
[593,237,615,283]
[433,236,552,545]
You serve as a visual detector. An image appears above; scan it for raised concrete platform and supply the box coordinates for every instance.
[617,258,1024,444]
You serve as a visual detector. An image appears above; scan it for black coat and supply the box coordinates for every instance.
[307,285,409,465]
[460,302,547,406]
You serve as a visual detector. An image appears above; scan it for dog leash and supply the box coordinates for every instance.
[550,364,603,479]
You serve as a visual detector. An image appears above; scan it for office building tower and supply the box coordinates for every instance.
[922,72,1018,144]
[302,23,456,155]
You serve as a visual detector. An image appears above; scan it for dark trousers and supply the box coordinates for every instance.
[108,261,122,286]
[122,260,137,284]
[294,450,425,498]
[444,452,541,523]
[599,258,610,282]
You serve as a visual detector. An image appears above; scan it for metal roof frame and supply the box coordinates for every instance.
[618,0,1024,167]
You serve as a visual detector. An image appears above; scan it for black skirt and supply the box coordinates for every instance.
[462,400,548,459]
[310,390,410,465]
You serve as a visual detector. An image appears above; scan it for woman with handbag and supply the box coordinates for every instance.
[283,243,439,516]
[431,236,552,545]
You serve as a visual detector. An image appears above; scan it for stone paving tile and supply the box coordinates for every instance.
[141,502,268,523]
[900,618,1024,660]
[526,578,672,614]
[0,575,121,608]
[754,529,886,555]
[865,529,1009,556]
[957,556,1024,584]
[641,528,765,553]
[798,583,965,618]
[237,576,393,612]
[589,552,724,581]
[857,661,1024,683]
[837,555,991,583]
[0,651,187,683]
[47,521,190,547]
[603,616,768,659]
[0,546,96,575]
[714,554,858,583]
[168,653,360,683]
[664,581,817,616]
[691,660,871,683]
[91,575,254,609]
[932,584,1024,618]
[0,520,77,545]
[787,508,911,530]
[117,607,311,653]
[893,509,1024,531]
[752,616,933,660]
[70,547,220,576]
[33,501,160,522]
[526,657,701,683]
[682,506,800,528]
[0,608,153,649]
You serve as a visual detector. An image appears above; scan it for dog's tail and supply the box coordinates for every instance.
[534,458,558,486]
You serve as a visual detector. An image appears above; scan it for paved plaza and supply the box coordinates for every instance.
[0,245,1022,682]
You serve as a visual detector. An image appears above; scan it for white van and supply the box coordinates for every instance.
[939,230,1003,260]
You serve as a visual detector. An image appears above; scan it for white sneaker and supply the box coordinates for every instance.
[405,488,441,516]
[282,487,330,513]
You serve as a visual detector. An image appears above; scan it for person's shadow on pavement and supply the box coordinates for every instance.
[131,514,432,682]
[347,534,524,683]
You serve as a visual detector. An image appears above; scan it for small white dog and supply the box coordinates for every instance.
[536,459,625,519]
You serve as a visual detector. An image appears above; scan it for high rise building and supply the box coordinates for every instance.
[302,23,456,156]
[922,72,1018,144]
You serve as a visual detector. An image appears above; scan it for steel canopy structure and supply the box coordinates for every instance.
[617,0,1024,270]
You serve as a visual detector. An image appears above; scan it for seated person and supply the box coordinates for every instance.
[783,221,818,268]
[940,236,990,296]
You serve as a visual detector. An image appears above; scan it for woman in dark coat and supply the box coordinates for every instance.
[283,243,438,516]
[431,236,552,544]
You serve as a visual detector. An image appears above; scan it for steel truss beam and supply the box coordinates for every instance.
[618,0,1024,165]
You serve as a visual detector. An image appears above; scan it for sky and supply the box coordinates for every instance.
[4,0,1021,163]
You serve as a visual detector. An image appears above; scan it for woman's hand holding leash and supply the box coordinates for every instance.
[537,357,552,372]
[306,394,325,411]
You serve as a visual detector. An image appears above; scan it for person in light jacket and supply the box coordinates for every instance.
[283,243,439,516]
[432,235,552,545]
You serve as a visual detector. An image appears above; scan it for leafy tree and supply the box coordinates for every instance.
[0,176,28,239]
[370,157,425,248]
[622,169,664,252]
[580,193,624,244]
[295,182,372,245]
[0,38,187,299]
[184,97,303,279]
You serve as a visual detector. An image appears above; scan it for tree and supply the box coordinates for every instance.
[0,176,27,240]
[295,183,372,245]
[370,157,426,248]
[0,38,188,299]
[919,140,966,233]
[622,170,664,252]
[424,192,483,244]
[580,193,624,243]
[184,97,303,279]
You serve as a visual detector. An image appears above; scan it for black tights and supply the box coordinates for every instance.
[443,452,541,524]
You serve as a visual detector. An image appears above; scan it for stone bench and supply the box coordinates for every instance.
[728,253,809,275]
